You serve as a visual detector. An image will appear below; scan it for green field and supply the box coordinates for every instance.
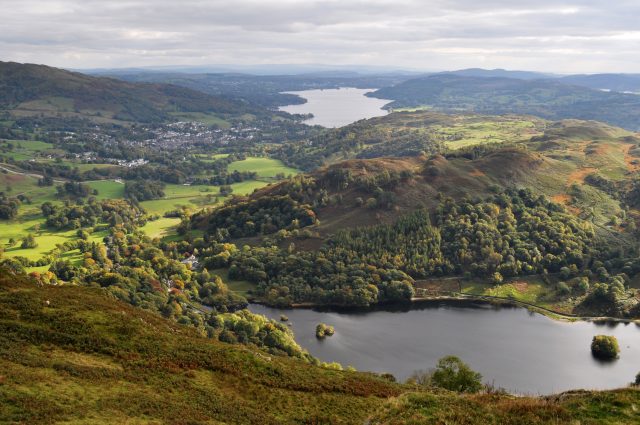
[0,139,56,161]
[139,217,181,239]
[140,180,268,215]
[211,268,256,296]
[87,180,125,199]
[227,157,299,179]
[1,156,282,263]
[196,153,230,162]
[0,213,108,261]
[462,278,549,304]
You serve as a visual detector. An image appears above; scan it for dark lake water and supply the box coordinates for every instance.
[278,87,390,127]
[250,301,640,395]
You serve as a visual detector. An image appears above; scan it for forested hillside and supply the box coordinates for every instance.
[0,61,255,123]
[369,74,640,130]
[184,117,640,316]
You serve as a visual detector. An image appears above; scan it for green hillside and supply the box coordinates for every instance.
[1,270,638,424]
[188,117,640,316]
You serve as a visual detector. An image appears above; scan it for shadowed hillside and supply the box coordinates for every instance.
[0,61,253,123]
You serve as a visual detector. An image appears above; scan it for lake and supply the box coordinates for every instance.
[278,87,390,127]
[250,301,640,395]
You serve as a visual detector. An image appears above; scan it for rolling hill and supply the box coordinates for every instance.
[0,61,254,124]
[191,113,640,316]
[99,71,410,108]
[274,117,637,240]
[368,74,640,130]
[560,74,640,93]
[1,269,638,424]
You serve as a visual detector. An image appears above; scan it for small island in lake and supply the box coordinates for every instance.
[591,335,620,360]
[316,322,335,339]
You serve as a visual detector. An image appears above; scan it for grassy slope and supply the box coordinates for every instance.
[0,272,401,425]
[370,390,640,425]
[1,272,638,424]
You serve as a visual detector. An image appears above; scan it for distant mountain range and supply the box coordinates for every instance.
[558,74,640,93]
[4,60,640,130]
[104,72,410,108]
[439,68,557,80]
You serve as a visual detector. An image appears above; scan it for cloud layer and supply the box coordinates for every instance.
[2,0,639,72]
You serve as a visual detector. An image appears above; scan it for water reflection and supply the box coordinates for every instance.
[250,302,640,395]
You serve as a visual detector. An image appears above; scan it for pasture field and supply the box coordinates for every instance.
[2,149,296,266]
[140,180,268,215]
[0,212,109,261]
[227,156,299,179]
[87,180,125,199]
[139,217,181,239]
[0,139,57,160]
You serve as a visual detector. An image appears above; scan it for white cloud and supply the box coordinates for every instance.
[1,0,639,73]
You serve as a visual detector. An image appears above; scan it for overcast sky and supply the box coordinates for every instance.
[2,0,639,73]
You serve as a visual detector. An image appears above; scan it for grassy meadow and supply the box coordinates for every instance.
[434,117,543,149]
[227,156,299,179]
[1,154,300,260]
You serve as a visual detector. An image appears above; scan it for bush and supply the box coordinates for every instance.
[430,355,483,393]
[635,372,640,386]
[20,234,38,249]
[557,281,571,295]
[591,335,620,360]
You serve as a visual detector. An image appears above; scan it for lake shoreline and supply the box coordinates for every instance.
[250,295,639,324]
[278,87,391,127]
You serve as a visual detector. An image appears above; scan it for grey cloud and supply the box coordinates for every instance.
[1,0,639,72]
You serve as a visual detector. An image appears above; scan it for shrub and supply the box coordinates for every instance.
[20,234,38,249]
[430,355,483,393]
[591,335,620,360]
[557,282,571,295]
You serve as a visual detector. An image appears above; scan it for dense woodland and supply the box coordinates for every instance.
[183,187,638,311]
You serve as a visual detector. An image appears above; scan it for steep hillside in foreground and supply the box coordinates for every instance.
[0,61,252,123]
[0,270,401,424]
[1,270,639,424]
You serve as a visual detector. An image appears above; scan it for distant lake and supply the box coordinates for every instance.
[278,87,390,127]
[251,301,640,395]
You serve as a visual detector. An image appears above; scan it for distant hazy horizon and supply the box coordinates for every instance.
[2,0,640,74]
